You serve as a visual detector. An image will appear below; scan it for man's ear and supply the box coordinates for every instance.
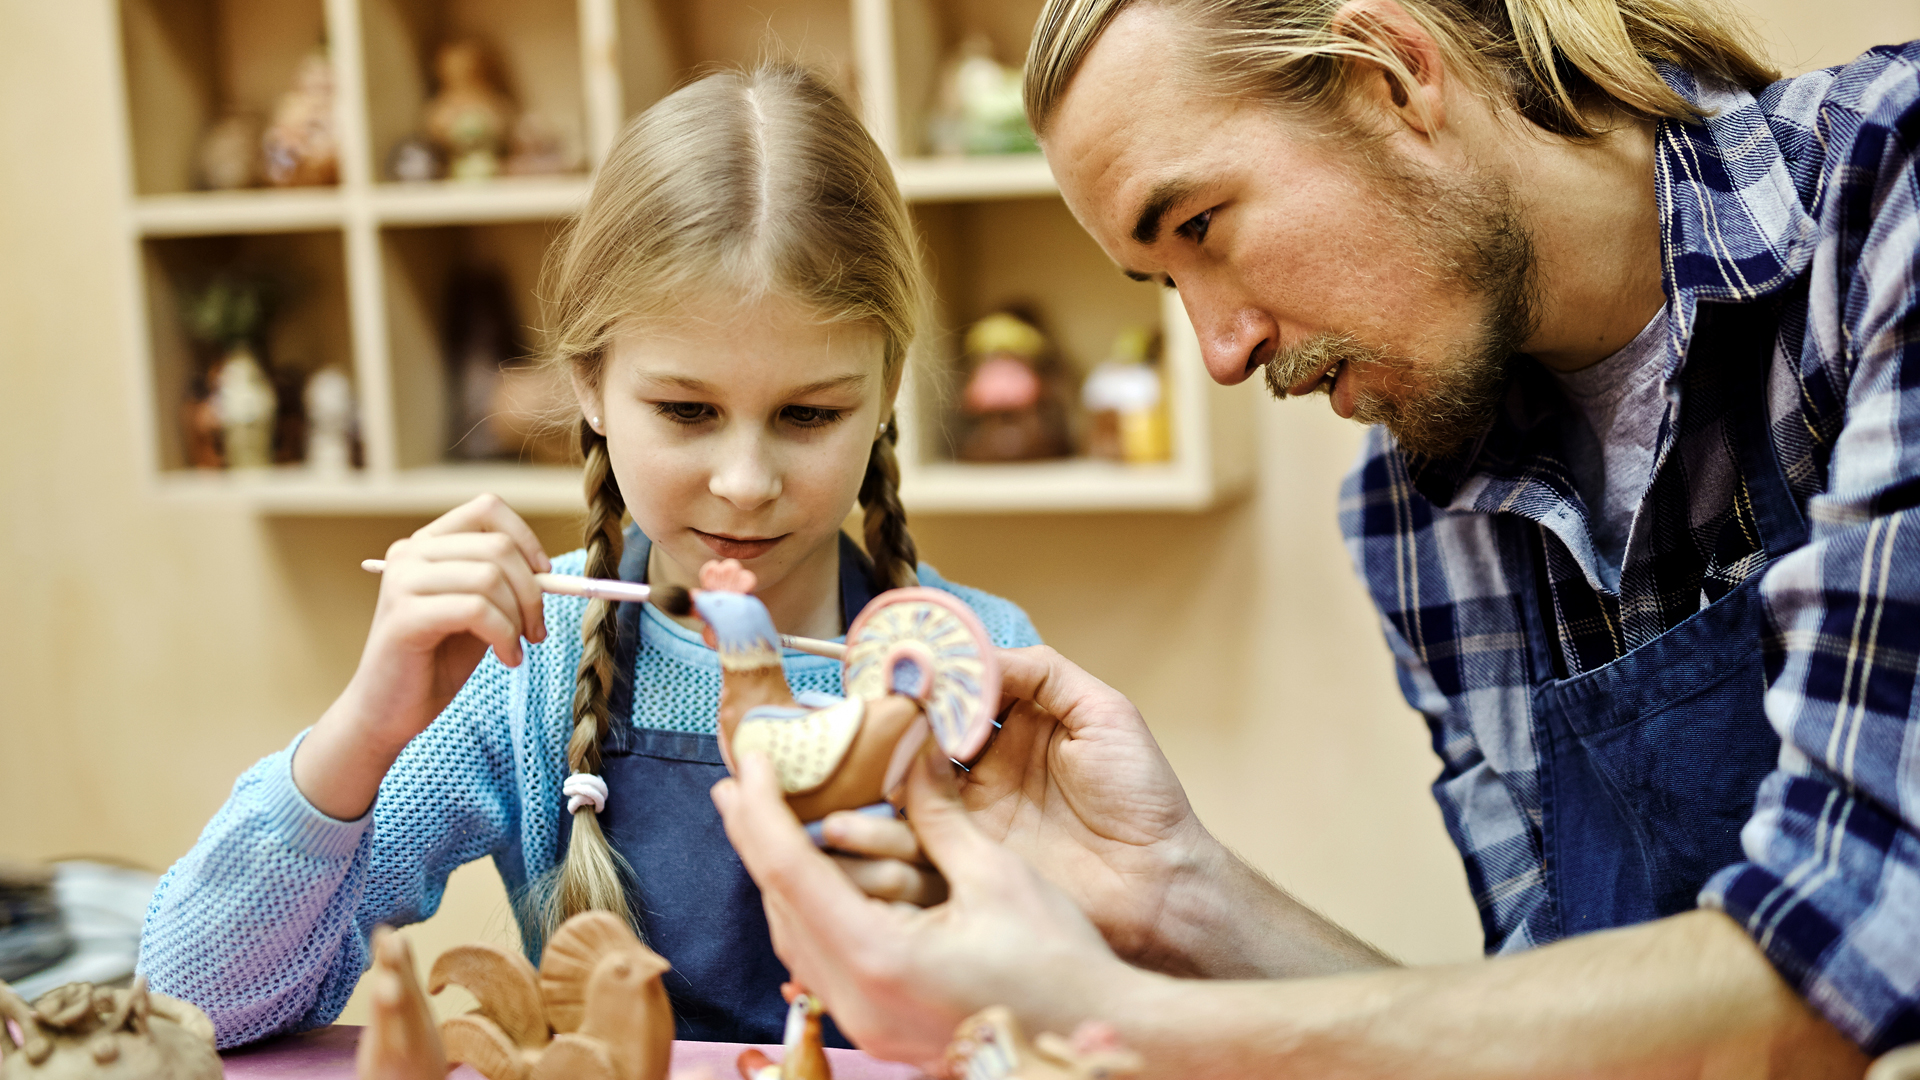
[1330,0,1448,137]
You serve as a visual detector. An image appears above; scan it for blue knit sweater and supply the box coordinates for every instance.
[138,552,1040,1048]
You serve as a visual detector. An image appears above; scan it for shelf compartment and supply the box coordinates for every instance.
[890,0,1041,158]
[118,0,334,195]
[378,220,567,470]
[358,0,591,185]
[139,229,356,472]
[635,0,862,117]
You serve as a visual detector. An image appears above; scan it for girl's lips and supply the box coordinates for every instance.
[693,529,786,561]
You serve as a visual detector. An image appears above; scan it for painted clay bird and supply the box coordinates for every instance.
[734,983,831,1080]
[676,559,1000,822]
[355,911,674,1080]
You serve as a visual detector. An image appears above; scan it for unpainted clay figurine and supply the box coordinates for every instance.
[262,50,339,187]
[304,366,357,474]
[198,114,261,190]
[734,984,831,1080]
[213,346,277,470]
[0,975,221,1080]
[355,911,675,1080]
[683,558,1001,822]
[945,1007,1142,1080]
[425,40,516,182]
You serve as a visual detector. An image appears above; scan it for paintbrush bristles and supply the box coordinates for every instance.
[652,585,692,616]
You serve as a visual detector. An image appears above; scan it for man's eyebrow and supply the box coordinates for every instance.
[1130,178,1200,246]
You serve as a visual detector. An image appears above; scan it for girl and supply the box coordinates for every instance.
[138,64,1040,1050]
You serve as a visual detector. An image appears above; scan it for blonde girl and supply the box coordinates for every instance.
[139,64,1041,1050]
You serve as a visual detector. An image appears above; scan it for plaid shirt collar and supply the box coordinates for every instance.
[1405,63,1818,515]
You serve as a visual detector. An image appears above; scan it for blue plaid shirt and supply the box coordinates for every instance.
[1340,45,1920,1053]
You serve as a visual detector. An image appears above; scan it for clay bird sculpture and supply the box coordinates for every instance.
[354,911,675,1080]
[0,975,220,1080]
[682,559,1000,822]
[734,983,831,1080]
[944,1007,1142,1080]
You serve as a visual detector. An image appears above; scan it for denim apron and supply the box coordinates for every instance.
[578,525,878,1045]
[1515,305,1805,938]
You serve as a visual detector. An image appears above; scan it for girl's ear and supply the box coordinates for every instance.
[570,369,603,433]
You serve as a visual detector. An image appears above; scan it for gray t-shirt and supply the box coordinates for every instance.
[1551,306,1670,589]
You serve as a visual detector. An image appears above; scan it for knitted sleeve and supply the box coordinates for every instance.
[918,564,1043,649]
[138,650,531,1049]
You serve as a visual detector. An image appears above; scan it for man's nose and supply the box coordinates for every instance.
[708,435,783,510]
[1185,293,1275,386]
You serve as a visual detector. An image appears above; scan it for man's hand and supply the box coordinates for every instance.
[713,749,1138,1069]
[825,646,1392,978]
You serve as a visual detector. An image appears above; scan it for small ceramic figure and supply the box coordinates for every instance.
[735,985,831,1080]
[197,114,260,190]
[687,558,1001,822]
[212,346,277,470]
[425,40,515,182]
[505,112,577,176]
[262,50,339,187]
[304,366,356,474]
[1080,327,1170,464]
[0,975,221,1080]
[957,312,1072,463]
[945,1007,1142,1080]
[387,135,443,183]
[926,35,1038,157]
[355,911,675,1080]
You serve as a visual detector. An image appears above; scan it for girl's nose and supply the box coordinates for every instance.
[708,436,783,510]
[1185,291,1276,387]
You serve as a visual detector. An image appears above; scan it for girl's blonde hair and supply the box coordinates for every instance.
[1024,0,1777,141]
[534,63,926,936]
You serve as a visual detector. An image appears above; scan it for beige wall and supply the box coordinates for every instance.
[3,0,1915,1026]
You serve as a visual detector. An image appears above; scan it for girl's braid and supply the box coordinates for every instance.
[549,418,635,934]
[859,420,918,590]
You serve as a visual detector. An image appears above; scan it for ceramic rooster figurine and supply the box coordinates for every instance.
[686,559,1000,822]
[734,984,831,1080]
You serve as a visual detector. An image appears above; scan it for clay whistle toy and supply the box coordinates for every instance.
[945,1007,1143,1080]
[734,984,831,1080]
[356,911,675,1080]
[0,975,220,1080]
[685,559,1001,822]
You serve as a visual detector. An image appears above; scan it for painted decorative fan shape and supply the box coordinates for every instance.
[842,587,1001,763]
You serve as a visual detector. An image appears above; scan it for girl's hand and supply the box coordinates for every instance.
[293,494,551,820]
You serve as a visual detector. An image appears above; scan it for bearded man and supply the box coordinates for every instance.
[711,0,1920,1074]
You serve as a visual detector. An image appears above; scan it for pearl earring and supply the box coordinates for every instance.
[591,416,602,431]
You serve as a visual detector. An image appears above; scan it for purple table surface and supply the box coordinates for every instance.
[218,1025,930,1079]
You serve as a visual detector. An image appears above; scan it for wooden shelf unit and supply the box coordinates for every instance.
[111,0,1251,515]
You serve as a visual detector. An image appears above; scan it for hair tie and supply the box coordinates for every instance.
[563,773,609,815]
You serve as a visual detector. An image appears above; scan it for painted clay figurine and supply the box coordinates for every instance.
[355,911,675,1080]
[424,40,516,182]
[945,1007,1142,1080]
[262,50,339,187]
[925,34,1037,157]
[213,345,277,470]
[956,312,1072,463]
[0,975,221,1080]
[735,985,831,1080]
[1080,327,1169,464]
[684,558,1001,822]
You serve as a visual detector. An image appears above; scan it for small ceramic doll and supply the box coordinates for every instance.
[425,41,516,182]
[1080,326,1170,464]
[197,114,260,190]
[957,312,1073,463]
[304,366,356,474]
[261,51,339,187]
[945,1008,1142,1080]
[925,34,1037,157]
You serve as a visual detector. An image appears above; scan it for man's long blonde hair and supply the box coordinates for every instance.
[534,63,926,938]
[1024,0,1777,139]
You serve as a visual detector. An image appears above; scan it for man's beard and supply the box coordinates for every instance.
[1263,151,1538,459]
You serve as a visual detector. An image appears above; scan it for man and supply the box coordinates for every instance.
[712,0,1920,1073]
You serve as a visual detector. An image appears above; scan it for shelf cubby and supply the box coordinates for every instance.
[112,0,1251,514]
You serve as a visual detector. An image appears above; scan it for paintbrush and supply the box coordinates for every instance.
[358,559,847,659]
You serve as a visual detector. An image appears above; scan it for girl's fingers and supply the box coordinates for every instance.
[386,532,547,645]
[399,592,526,666]
[820,810,924,864]
[830,855,949,907]
[413,493,552,573]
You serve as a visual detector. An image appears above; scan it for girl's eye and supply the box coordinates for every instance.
[655,401,717,425]
[1176,208,1213,244]
[782,405,844,428]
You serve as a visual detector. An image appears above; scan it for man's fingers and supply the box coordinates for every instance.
[994,646,1133,735]
[821,810,924,864]
[899,749,1010,894]
[712,753,885,954]
[830,855,949,907]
